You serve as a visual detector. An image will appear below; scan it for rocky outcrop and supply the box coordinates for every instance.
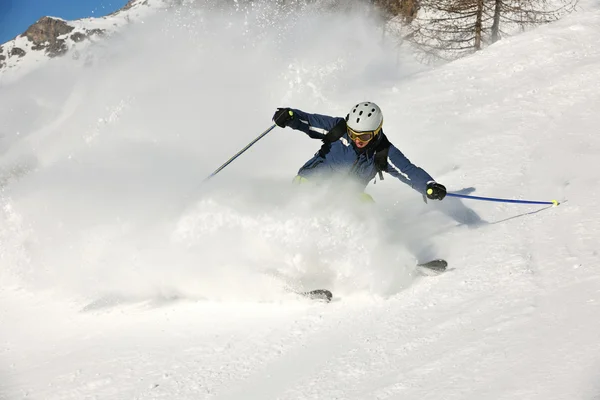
[70,32,87,43]
[23,17,77,57]
[10,47,26,58]
[123,0,140,10]
[0,16,108,71]
[0,0,150,72]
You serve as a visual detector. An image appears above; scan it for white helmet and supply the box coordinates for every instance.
[345,102,383,132]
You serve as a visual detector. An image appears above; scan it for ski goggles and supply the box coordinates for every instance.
[347,124,382,143]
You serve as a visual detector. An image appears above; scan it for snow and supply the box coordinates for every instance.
[0,35,48,75]
[0,0,165,84]
[2,1,600,399]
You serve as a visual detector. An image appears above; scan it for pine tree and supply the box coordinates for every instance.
[406,0,577,61]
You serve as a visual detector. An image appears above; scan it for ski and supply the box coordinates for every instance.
[294,261,446,302]
[416,259,448,275]
[299,289,333,302]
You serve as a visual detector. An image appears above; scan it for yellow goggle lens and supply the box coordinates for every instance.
[347,124,382,143]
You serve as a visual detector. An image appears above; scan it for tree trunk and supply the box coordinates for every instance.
[401,0,419,23]
[474,0,484,50]
[491,0,502,43]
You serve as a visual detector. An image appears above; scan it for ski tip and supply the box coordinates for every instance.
[301,289,333,303]
[552,199,560,207]
[416,259,448,274]
[417,259,448,268]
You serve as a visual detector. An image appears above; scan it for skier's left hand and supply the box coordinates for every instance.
[273,108,294,128]
[426,181,447,200]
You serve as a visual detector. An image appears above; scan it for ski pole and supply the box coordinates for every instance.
[446,192,560,206]
[203,124,277,182]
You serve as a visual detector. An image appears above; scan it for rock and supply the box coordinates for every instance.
[70,32,87,43]
[0,0,147,71]
[10,47,26,58]
[22,17,75,44]
[21,17,75,57]
[88,29,105,38]
[123,0,143,10]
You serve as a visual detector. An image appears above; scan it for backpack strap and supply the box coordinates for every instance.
[373,133,391,180]
[318,119,347,158]
[319,119,391,181]
[323,119,348,143]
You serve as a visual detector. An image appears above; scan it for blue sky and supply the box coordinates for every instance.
[0,0,129,44]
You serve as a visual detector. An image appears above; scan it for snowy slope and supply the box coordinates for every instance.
[0,0,166,83]
[1,1,600,399]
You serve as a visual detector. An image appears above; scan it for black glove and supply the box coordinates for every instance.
[426,181,447,200]
[273,108,294,128]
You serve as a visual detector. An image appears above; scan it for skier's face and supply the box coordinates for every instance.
[354,138,370,148]
[347,124,381,149]
[348,130,373,148]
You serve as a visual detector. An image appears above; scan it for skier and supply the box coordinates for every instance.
[272,102,447,202]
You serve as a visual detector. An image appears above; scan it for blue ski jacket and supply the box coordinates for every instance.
[287,109,435,195]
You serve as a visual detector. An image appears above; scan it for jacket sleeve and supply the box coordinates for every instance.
[287,109,346,140]
[385,144,435,195]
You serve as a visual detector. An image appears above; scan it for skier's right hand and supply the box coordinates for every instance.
[273,108,294,128]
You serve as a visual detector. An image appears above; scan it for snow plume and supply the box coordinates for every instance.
[0,1,424,304]
[171,181,418,301]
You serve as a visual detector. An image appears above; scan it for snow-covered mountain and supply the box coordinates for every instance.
[0,0,166,82]
[1,1,600,399]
